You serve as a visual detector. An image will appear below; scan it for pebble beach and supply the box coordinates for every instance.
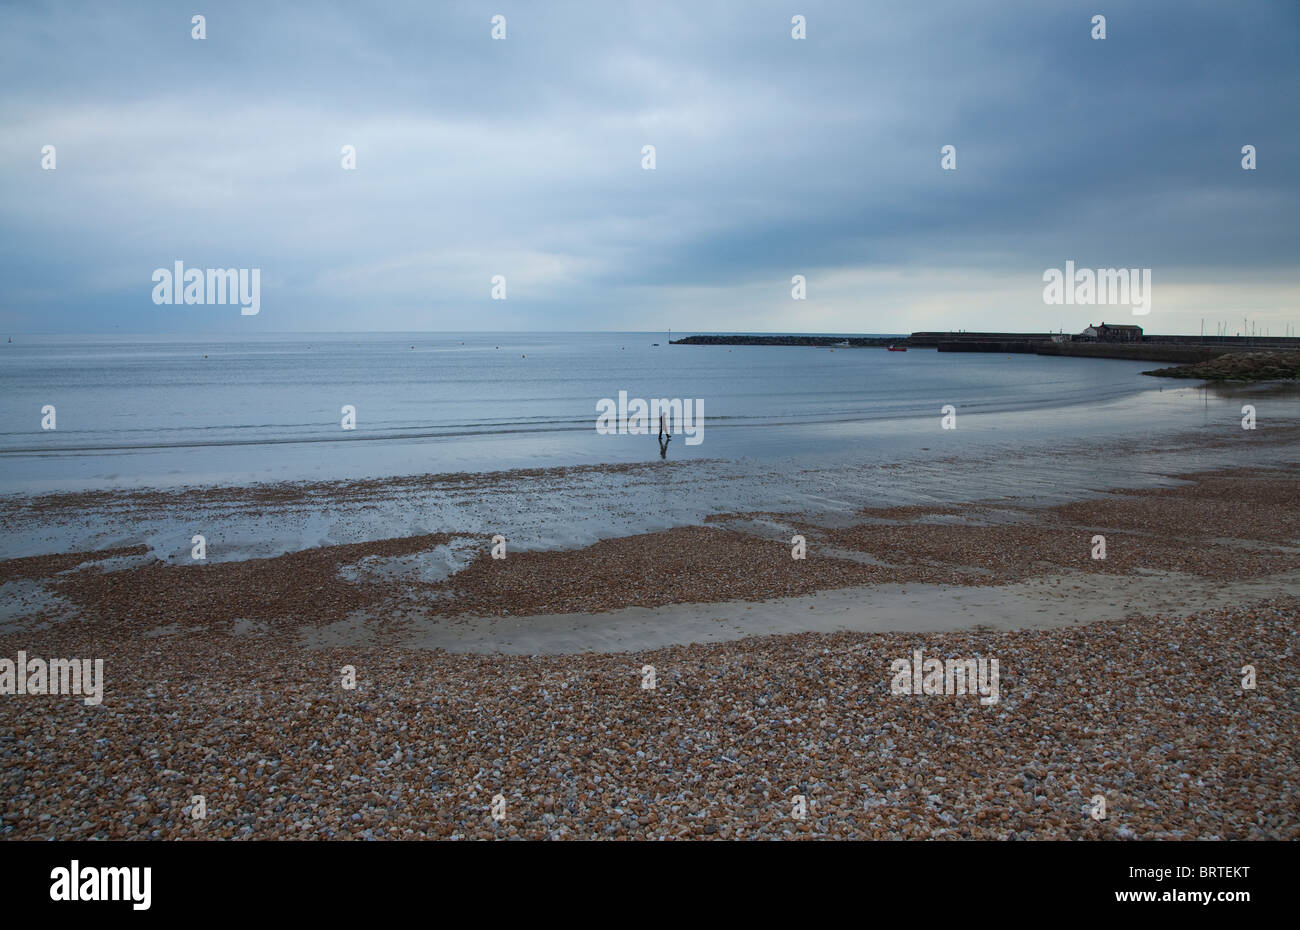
[1,600,1296,841]
[4,0,1300,861]
[1,459,1296,840]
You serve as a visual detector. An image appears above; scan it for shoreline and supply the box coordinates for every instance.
[4,416,1299,561]
[3,461,1296,645]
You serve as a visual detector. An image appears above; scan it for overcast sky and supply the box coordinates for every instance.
[1,0,1297,335]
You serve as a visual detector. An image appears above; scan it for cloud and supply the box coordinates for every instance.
[1,0,1296,334]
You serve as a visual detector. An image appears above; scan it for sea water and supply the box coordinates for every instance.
[2,332,1296,561]
[0,331,1225,492]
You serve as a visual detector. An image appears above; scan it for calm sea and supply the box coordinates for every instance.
[0,331,1264,493]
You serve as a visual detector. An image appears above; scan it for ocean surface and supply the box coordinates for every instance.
[0,331,1293,494]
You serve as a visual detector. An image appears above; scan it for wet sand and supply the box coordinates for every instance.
[4,464,1294,645]
[314,569,1300,654]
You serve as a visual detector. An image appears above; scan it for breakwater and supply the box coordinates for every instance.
[670,332,1300,363]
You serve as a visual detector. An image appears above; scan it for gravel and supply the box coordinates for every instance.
[1,464,1295,840]
[0,600,1294,840]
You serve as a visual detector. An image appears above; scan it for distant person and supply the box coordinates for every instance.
[658,412,672,458]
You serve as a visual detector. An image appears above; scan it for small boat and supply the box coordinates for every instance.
[887,345,907,352]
